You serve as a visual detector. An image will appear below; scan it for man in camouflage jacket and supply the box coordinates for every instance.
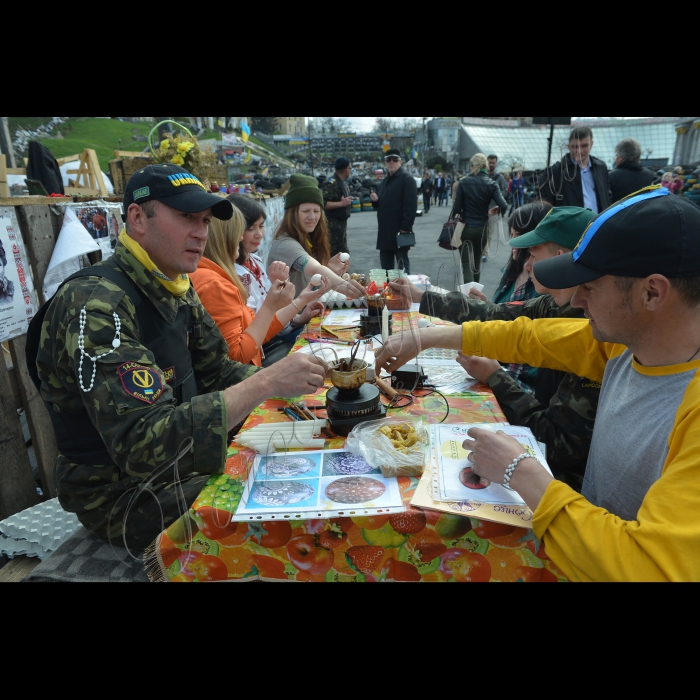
[322,157,354,258]
[35,165,327,550]
[392,207,600,489]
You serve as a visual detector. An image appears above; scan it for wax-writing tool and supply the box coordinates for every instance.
[321,326,340,338]
[306,339,357,347]
[299,402,333,439]
[374,376,398,400]
[292,402,315,421]
[284,408,303,422]
[288,404,311,421]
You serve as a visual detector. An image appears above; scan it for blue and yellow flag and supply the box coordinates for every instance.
[244,149,251,164]
[262,167,270,178]
[241,121,251,143]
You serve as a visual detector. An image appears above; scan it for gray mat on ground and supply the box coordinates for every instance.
[25,527,150,583]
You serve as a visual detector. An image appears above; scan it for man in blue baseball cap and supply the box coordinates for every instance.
[376,187,700,581]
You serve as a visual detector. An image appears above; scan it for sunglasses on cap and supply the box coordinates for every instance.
[385,156,401,163]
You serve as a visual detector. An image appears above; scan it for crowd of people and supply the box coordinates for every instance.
[26,119,700,581]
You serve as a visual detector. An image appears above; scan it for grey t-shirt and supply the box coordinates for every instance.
[583,350,697,521]
[267,235,310,296]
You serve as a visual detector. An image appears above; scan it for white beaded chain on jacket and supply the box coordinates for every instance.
[77,308,122,392]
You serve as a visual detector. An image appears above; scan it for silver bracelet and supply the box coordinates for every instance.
[292,300,302,313]
[503,453,530,491]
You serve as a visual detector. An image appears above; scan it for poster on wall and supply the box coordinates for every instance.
[0,207,39,343]
[64,201,122,261]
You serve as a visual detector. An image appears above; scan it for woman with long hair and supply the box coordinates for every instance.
[228,193,274,314]
[491,201,553,304]
[453,153,508,284]
[267,175,366,299]
[190,203,330,367]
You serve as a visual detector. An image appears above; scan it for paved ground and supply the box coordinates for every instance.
[344,198,512,299]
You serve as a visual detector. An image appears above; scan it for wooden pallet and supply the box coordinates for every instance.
[0,556,41,583]
[0,202,66,522]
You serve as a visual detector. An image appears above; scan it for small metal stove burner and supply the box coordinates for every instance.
[326,384,387,437]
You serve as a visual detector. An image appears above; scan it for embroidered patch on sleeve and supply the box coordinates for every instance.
[163,367,176,384]
[118,363,164,404]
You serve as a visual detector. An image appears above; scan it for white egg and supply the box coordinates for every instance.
[340,253,350,263]
[342,273,350,281]
[418,319,430,329]
[311,274,323,286]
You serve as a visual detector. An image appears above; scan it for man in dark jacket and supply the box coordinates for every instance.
[609,138,655,202]
[386,207,599,489]
[419,172,433,213]
[371,150,417,273]
[539,127,612,214]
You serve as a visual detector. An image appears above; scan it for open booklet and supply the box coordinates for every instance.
[429,424,552,508]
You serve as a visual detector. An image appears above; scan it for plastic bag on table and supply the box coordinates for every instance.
[345,416,429,479]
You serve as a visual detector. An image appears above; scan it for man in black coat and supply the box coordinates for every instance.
[371,149,418,274]
[419,172,433,213]
[609,137,656,203]
[538,127,612,214]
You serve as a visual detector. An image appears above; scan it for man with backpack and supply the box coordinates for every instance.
[30,164,328,552]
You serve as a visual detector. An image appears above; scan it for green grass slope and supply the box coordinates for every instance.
[36,118,153,171]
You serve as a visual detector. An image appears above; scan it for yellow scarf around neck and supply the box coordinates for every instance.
[120,231,191,297]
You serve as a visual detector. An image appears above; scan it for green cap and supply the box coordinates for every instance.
[510,207,597,251]
[285,174,324,211]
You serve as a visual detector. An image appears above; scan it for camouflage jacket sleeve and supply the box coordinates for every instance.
[322,179,341,205]
[420,291,557,324]
[188,288,260,394]
[38,278,239,480]
[487,368,601,479]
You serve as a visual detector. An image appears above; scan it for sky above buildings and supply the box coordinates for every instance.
[313,117,646,131]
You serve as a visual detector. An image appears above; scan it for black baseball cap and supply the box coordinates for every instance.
[534,187,700,289]
[122,164,233,222]
[335,156,351,170]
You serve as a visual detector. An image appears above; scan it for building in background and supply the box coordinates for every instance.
[425,117,683,173]
[275,118,306,137]
[674,117,700,165]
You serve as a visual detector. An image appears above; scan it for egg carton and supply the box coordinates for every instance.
[0,534,46,560]
[0,498,82,560]
[319,292,368,310]
[325,298,368,310]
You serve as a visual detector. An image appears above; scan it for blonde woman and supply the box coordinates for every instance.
[190,205,330,367]
[453,153,508,284]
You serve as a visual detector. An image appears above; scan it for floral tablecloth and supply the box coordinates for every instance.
[149,310,568,583]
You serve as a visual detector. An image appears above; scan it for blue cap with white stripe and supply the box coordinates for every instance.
[533,187,700,289]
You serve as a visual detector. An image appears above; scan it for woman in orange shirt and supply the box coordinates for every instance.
[191,205,330,367]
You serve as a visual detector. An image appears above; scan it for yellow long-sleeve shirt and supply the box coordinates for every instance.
[462,317,700,582]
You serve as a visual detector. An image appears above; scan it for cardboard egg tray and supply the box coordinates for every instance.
[0,498,82,560]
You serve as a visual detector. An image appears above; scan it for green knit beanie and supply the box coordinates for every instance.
[285,174,324,210]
